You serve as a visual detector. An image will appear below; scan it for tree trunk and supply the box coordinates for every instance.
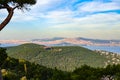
[0,8,14,31]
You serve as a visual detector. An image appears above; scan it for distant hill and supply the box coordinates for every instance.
[76,37,120,44]
[1,37,120,47]
[6,43,120,71]
[32,37,65,42]
[51,42,76,46]
[76,37,110,43]
[31,37,120,46]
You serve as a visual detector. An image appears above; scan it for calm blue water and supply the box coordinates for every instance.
[83,46,120,54]
[0,43,19,47]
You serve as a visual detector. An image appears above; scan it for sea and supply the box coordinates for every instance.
[0,43,19,47]
[83,46,120,54]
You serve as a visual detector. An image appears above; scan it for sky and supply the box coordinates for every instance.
[0,0,120,40]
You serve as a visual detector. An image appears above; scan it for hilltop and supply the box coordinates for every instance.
[6,43,120,71]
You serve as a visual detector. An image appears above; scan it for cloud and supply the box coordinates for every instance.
[78,1,120,12]
[41,10,73,18]
[0,0,68,22]
[37,10,75,24]
[11,12,36,22]
[32,0,67,12]
[49,12,120,30]
[31,0,120,24]
[1,0,120,23]
[75,13,120,24]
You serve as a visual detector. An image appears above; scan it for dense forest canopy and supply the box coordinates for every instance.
[0,48,7,67]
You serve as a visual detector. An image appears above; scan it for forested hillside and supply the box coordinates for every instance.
[1,57,120,80]
[6,43,113,71]
[1,47,120,80]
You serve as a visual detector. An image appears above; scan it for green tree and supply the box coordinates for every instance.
[72,65,100,80]
[0,0,36,31]
[0,48,7,66]
[0,48,7,80]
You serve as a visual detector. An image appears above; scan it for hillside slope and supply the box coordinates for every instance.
[7,43,109,71]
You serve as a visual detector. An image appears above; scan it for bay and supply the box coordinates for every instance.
[83,46,120,54]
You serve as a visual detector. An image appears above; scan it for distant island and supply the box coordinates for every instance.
[0,37,120,47]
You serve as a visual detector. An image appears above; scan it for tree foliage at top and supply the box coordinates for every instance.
[0,0,36,10]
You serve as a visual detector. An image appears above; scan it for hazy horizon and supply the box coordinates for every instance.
[0,0,120,40]
[0,36,120,40]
